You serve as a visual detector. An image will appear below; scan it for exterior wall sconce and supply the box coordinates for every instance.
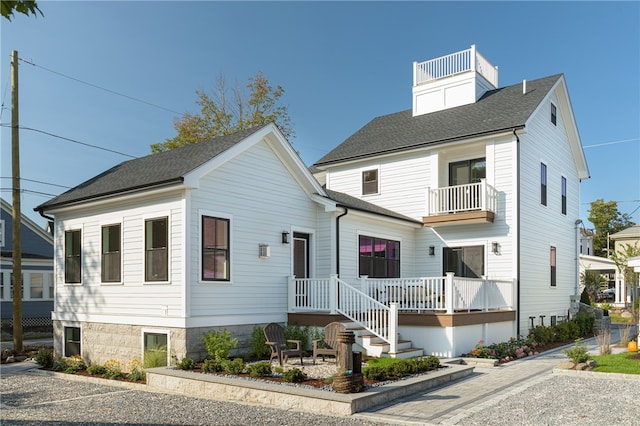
[281,231,290,244]
[492,241,499,254]
[429,246,435,256]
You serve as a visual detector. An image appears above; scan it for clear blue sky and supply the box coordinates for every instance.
[1,1,639,229]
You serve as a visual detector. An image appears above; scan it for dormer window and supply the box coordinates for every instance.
[551,103,557,126]
[362,169,379,195]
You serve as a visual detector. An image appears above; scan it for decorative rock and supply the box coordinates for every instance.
[556,361,575,370]
[5,355,15,363]
[575,362,588,370]
[586,360,597,368]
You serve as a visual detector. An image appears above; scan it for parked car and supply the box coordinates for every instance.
[600,288,615,301]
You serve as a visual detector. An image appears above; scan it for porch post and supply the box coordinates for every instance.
[482,275,488,311]
[425,187,431,216]
[480,179,487,211]
[445,272,455,314]
[329,274,338,314]
[389,302,398,354]
[360,275,369,297]
[288,276,295,313]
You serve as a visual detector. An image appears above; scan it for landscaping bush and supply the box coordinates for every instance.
[202,358,223,373]
[34,348,53,368]
[202,329,238,363]
[574,312,595,336]
[554,320,580,342]
[562,338,590,364]
[63,355,86,374]
[249,326,271,359]
[103,359,124,380]
[246,361,272,377]
[284,324,309,350]
[223,358,245,375]
[362,356,441,381]
[128,359,146,381]
[283,368,307,383]
[176,357,197,370]
[87,363,106,376]
[580,288,591,305]
[362,365,387,380]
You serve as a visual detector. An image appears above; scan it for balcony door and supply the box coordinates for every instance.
[449,157,485,185]
[448,158,486,211]
[293,232,310,279]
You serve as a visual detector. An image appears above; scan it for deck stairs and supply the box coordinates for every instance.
[339,321,424,359]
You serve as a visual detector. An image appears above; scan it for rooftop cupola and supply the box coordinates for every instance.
[412,45,498,116]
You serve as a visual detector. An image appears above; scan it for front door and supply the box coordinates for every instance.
[293,232,310,278]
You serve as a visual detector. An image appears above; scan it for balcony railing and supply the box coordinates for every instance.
[414,45,498,88]
[426,179,497,216]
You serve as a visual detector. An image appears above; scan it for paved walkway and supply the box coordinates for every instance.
[355,325,630,425]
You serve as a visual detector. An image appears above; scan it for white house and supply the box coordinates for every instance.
[36,46,589,365]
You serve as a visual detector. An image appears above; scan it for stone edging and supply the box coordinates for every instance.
[552,368,640,381]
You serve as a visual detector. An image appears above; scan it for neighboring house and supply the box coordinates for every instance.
[609,225,640,304]
[1,197,54,329]
[36,45,590,365]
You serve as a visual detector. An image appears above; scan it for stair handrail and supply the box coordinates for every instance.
[334,275,398,354]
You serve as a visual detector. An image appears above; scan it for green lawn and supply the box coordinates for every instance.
[591,351,640,375]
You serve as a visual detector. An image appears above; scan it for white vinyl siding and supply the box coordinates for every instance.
[518,89,580,332]
[52,194,185,323]
[187,140,321,324]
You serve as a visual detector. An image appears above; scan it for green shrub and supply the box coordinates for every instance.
[103,359,124,380]
[223,358,245,375]
[574,312,595,336]
[389,360,417,377]
[52,356,69,372]
[64,355,86,374]
[202,329,238,363]
[530,325,554,346]
[562,338,591,364]
[128,359,146,382]
[414,355,441,371]
[87,363,106,376]
[555,321,580,342]
[202,358,223,373]
[34,348,54,368]
[284,324,309,350]
[249,326,271,359]
[580,288,591,305]
[283,368,307,383]
[176,357,197,370]
[246,361,272,377]
[362,365,387,381]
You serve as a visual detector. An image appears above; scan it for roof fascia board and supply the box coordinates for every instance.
[39,183,184,217]
[339,206,423,228]
[310,193,340,212]
[318,129,521,170]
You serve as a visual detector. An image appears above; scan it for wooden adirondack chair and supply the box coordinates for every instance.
[263,322,303,366]
[312,322,345,364]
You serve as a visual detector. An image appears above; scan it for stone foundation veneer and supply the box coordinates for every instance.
[53,320,267,370]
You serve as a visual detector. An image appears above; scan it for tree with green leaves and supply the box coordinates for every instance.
[580,270,606,303]
[587,199,635,257]
[1,0,42,21]
[151,71,293,153]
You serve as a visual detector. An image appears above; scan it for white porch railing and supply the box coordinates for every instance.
[426,179,497,216]
[414,44,498,87]
[288,275,398,353]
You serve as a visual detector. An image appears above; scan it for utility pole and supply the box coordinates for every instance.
[11,49,23,353]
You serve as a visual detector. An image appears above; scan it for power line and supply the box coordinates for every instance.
[0,188,59,197]
[0,62,10,122]
[17,57,183,115]
[0,124,138,159]
[0,177,71,189]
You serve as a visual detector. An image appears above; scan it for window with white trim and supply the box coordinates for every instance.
[362,169,379,195]
[551,103,557,125]
[540,162,547,206]
[65,229,82,283]
[64,326,81,357]
[561,176,567,215]
[143,332,168,367]
[359,235,400,278]
[550,246,557,287]
[101,224,121,283]
[145,217,168,282]
[202,216,230,281]
[30,273,43,299]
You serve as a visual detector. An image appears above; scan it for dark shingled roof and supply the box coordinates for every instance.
[36,125,269,212]
[314,74,562,166]
[322,188,421,224]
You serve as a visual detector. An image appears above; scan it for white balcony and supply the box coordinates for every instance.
[413,45,498,88]
[423,179,497,226]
